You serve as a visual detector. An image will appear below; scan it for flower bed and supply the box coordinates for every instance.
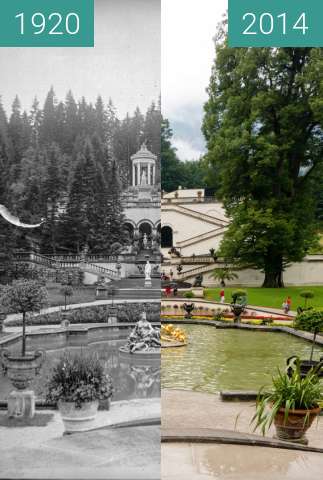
[7,303,160,327]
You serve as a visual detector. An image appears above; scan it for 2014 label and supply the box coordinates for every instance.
[15,12,80,35]
[242,12,308,36]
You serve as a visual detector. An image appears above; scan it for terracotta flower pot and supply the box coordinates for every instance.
[58,400,99,434]
[274,406,321,444]
[1,349,45,390]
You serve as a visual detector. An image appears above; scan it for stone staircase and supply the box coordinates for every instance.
[111,277,161,299]
[176,226,228,249]
[177,263,217,281]
[13,252,120,281]
[162,204,229,228]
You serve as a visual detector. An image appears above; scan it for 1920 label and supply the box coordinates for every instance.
[0,0,94,47]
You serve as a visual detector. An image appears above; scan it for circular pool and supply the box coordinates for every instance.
[0,331,160,402]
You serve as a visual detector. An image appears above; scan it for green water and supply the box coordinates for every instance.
[161,325,323,393]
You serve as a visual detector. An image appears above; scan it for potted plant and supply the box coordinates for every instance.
[0,306,6,333]
[252,358,322,444]
[46,352,114,434]
[299,290,315,309]
[293,309,323,375]
[0,280,48,391]
[60,284,74,311]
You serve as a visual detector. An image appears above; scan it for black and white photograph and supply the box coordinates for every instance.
[0,1,161,478]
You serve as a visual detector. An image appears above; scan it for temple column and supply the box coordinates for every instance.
[132,164,135,186]
[152,165,155,185]
[148,164,151,185]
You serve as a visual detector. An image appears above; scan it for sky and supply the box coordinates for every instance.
[162,0,227,160]
[0,0,160,119]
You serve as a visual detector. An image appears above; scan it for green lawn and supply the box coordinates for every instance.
[46,283,96,308]
[205,286,323,310]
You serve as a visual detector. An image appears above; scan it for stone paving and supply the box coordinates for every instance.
[161,389,323,480]
[0,398,160,479]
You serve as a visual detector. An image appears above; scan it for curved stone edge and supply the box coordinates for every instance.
[161,428,323,454]
[119,346,160,356]
[160,319,323,347]
[161,341,188,348]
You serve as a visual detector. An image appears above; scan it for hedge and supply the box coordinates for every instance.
[8,303,160,327]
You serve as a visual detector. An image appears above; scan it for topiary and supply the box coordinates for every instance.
[184,291,194,299]
[231,289,247,304]
[299,290,315,308]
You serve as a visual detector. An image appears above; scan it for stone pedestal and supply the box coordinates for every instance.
[8,390,36,418]
[144,279,152,288]
[96,286,108,299]
[107,306,118,324]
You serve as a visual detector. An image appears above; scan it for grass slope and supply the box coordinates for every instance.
[205,286,323,310]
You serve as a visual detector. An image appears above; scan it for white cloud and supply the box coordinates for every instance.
[173,137,204,161]
[162,0,227,119]
[162,0,227,153]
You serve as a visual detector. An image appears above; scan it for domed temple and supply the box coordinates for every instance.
[122,144,161,251]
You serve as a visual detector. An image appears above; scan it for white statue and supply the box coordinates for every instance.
[141,170,147,186]
[145,260,151,280]
[143,233,148,249]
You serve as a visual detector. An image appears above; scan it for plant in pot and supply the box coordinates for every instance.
[252,358,322,444]
[293,308,323,376]
[46,352,114,434]
[60,284,74,311]
[0,280,48,391]
[230,289,247,323]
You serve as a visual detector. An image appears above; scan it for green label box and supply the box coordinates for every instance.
[229,0,323,47]
[0,0,94,47]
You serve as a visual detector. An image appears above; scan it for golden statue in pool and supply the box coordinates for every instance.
[161,324,187,348]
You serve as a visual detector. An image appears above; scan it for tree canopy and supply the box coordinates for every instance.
[161,118,208,192]
[0,89,161,257]
[203,38,323,287]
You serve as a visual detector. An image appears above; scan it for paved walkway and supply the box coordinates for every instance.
[0,398,160,479]
[161,389,323,448]
[161,389,323,479]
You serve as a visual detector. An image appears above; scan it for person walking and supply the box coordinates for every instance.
[283,296,292,314]
[286,296,292,313]
[219,289,225,304]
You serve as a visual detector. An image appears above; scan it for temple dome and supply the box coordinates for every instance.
[131,143,157,163]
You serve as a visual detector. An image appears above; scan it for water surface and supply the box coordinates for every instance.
[161,324,323,393]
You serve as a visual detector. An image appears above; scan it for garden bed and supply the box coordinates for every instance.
[6,303,160,327]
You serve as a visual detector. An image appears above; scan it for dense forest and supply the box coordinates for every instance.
[0,88,161,258]
[161,118,208,193]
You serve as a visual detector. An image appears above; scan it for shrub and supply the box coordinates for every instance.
[184,291,194,299]
[7,303,160,326]
[0,280,48,355]
[300,290,315,308]
[232,289,247,304]
[213,312,224,322]
[45,352,114,408]
[294,309,323,333]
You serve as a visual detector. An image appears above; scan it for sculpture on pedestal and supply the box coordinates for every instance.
[144,259,152,288]
[119,312,160,355]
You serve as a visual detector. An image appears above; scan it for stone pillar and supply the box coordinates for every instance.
[132,164,135,186]
[152,165,155,185]
[8,390,36,418]
[148,164,151,185]
[137,163,140,185]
